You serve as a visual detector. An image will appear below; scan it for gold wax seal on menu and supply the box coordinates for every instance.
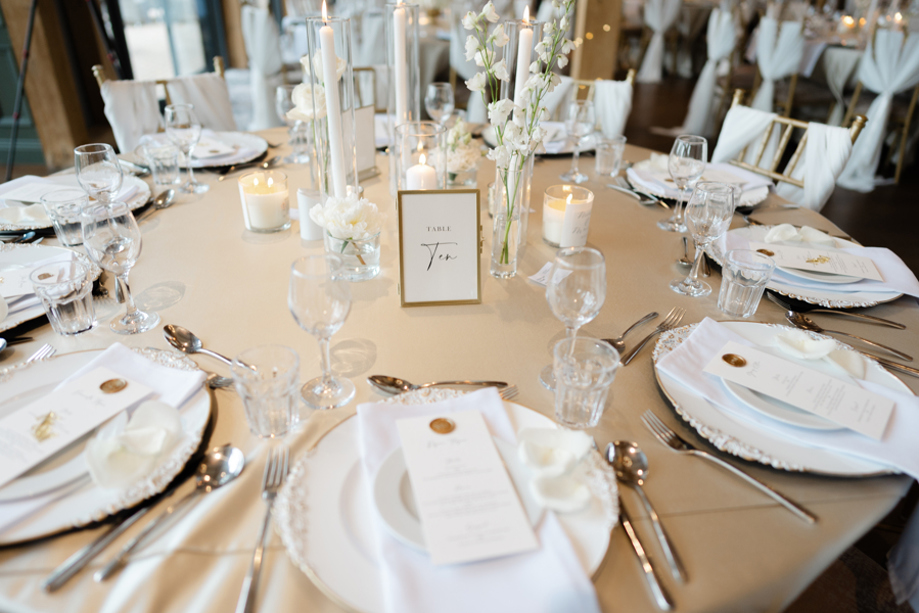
[36,272,54,281]
[32,412,57,442]
[100,378,128,394]
[756,248,774,257]
[429,418,456,434]
[722,353,747,368]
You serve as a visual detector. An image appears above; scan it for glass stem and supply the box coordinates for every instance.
[673,188,685,224]
[570,142,581,175]
[186,146,197,186]
[566,325,578,357]
[117,272,140,319]
[686,239,705,287]
[318,336,333,387]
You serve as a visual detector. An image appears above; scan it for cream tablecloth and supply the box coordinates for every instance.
[0,127,916,612]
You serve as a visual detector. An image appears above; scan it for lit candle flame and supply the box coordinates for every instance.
[267,177,274,188]
[566,194,573,205]
[322,0,329,23]
[253,177,259,187]
[523,6,529,24]
[895,11,903,21]
[419,153,427,165]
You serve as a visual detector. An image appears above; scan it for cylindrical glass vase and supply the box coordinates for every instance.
[500,18,544,108]
[306,14,359,201]
[394,121,447,194]
[490,201,521,279]
[384,3,421,138]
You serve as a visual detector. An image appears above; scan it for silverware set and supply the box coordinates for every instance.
[619,307,686,366]
[217,155,282,181]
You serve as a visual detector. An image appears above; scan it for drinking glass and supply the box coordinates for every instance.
[718,250,776,318]
[424,83,455,125]
[164,103,209,194]
[288,255,355,409]
[30,260,95,335]
[553,337,620,429]
[81,201,160,334]
[41,188,88,246]
[276,85,311,164]
[595,135,627,177]
[560,100,595,184]
[232,345,299,438]
[658,135,707,232]
[671,181,735,297]
[74,144,123,204]
[539,246,607,390]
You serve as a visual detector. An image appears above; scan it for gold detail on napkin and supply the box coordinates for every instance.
[100,378,128,394]
[806,255,831,264]
[756,248,775,257]
[722,353,747,368]
[32,412,57,442]
[429,417,456,434]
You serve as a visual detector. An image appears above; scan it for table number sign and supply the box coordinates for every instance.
[397,189,481,306]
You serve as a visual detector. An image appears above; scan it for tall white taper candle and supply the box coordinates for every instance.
[320,2,347,198]
[393,4,409,125]
[513,8,534,109]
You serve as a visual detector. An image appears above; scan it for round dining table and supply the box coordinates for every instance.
[0,126,916,613]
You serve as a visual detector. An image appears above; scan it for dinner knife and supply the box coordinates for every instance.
[118,159,151,177]
[619,498,674,610]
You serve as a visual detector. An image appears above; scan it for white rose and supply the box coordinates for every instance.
[466,72,487,92]
[287,83,327,122]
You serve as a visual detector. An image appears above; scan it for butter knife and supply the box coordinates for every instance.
[619,498,674,610]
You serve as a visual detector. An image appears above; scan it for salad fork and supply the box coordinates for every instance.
[619,308,685,366]
[236,445,290,613]
[640,411,817,524]
[25,344,54,363]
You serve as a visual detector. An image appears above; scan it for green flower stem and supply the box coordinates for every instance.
[339,237,367,265]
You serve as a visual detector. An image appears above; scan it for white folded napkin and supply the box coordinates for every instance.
[0,296,6,323]
[517,428,594,513]
[657,318,919,479]
[772,328,867,379]
[356,388,601,613]
[763,223,837,247]
[722,227,919,297]
[0,176,57,226]
[627,160,772,200]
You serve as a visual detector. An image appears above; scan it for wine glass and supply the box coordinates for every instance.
[276,85,311,164]
[424,83,455,125]
[539,247,607,390]
[164,103,209,194]
[671,181,735,297]
[288,255,355,409]
[560,100,595,184]
[81,201,160,334]
[658,135,707,232]
[74,144,124,204]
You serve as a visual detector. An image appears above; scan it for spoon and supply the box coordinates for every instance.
[608,441,687,583]
[367,375,508,394]
[0,338,6,354]
[163,324,235,366]
[10,231,36,243]
[135,189,176,221]
[94,444,245,581]
[218,155,281,181]
[785,312,912,361]
[602,312,658,352]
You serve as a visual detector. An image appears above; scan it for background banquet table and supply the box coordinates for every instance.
[0,127,916,613]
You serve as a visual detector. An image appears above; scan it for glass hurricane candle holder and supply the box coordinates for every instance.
[394,121,446,195]
[238,170,291,233]
[542,184,595,248]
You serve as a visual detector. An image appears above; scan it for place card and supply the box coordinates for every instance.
[528,261,572,287]
[0,180,62,204]
[704,341,894,440]
[396,410,538,565]
[0,253,75,299]
[749,241,883,281]
[0,367,154,489]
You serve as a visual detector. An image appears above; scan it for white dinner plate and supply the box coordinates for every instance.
[653,322,908,476]
[627,161,770,207]
[775,265,862,285]
[709,226,903,309]
[0,348,211,545]
[722,379,842,431]
[274,389,618,613]
[373,438,544,552]
[0,243,101,334]
[187,132,268,169]
[0,175,150,232]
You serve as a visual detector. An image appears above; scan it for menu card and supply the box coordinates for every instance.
[396,410,538,565]
[0,180,62,204]
[704,341,894,440]
[749,241,883,281]
[0,367,153,488]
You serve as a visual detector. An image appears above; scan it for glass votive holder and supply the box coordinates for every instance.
[542,185,595,248]
[238,170,290,233]
[41,188,88,247]
[30,260,95,335]
[394,121,447,192]
[325,232,381,281]
[595,135,627,178]
[553,337,620,429]
[718,249,777,318]
[232,345,300,438]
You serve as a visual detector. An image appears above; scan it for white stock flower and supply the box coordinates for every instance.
[462,11,477,29]
[481,2,499,22]
[492,24,509,47]
[493,59,510,81]
[287,83,327,122]
[560,16,569,30]
[466,72,487,92]
[448,143,482,173]
[488,99,515,125]
[529,59,541,73]
[309,194,382,240]
[557,54,568,69]
[474,50,487,67]
[465,35,479,61]
[487,145,511,169]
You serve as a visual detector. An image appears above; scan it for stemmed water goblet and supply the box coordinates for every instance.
[276,85,311,164]
[539,247,607,390]
[164,103,209,194]
[424,83,455,125]
[658,135,707,232]
[81,201,160,334]
[560,100,595,184]
[671,181,735,297]
[288,255,355,409]
[75,144,123,204]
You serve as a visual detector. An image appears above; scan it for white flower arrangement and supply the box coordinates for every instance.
[463,0,579,266]
[287,83,327,123]
[446,119,483,174]
[309,192,383,241]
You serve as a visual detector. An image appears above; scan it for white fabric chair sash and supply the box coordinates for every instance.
[774,122,853,210]
[710,105,777,162]
[100,80,162,153]
[166,74,238,132]
[751,17,805,111]
[594,80,633,137]
[837,29,919,192]
[681,8,737,136]
[241,6,284,131]
[636,0,683,83]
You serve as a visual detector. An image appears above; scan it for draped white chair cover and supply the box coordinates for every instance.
[100,80,162,153]
[467,92,488,123]
[751,17,805,112]
[241,6,284,131]
[636,0,682,83]
[710,105,777,162]
[541,76,575,120]
[681,8,736,136]
[594,79,633,137]
[166,74,238,132]
[357,10,385,68]
[837,29,919,192]
[774,123,853,210]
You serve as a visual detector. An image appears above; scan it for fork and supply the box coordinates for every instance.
[499,385,519,401]
[641,411,817,524]
[235,445,290,613]
[619,308,685,366]
[26,344,55,364]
